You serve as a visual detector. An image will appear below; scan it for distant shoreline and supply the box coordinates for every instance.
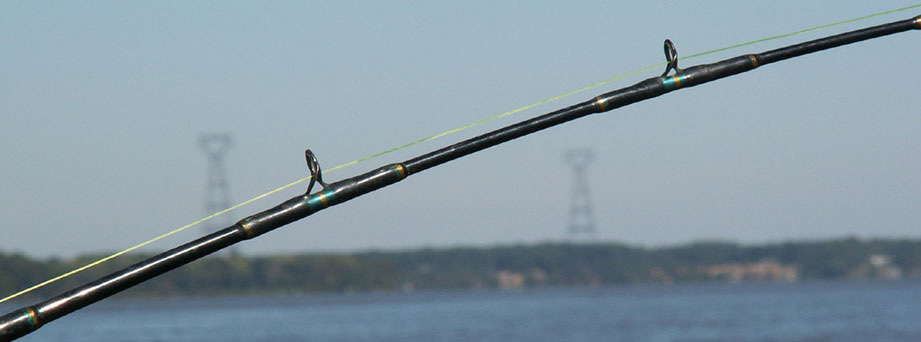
[3,237,919,300]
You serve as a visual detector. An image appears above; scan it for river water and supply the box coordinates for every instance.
[6,279,920,341]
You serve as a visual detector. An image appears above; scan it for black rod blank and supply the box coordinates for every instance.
[1,14,918,342]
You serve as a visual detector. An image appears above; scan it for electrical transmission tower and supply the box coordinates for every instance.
[200,133,239,257]
[565,149,596,241]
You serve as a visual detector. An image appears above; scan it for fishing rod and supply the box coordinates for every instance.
[2,14,918,342]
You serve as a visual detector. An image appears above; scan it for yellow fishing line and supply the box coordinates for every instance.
[2,4,918,305]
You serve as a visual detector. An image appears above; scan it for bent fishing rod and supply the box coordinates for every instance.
[2,14,919,341]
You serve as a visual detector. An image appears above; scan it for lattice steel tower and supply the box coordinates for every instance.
[200,133,239,257]
[565,149,596,241]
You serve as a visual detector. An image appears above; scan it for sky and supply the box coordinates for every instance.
[1,1,920,259]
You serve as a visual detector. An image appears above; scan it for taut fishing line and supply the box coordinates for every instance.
[2,3,919,305]
[3,8,921,341]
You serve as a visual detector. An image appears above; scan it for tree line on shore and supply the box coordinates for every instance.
[2,238,920,300]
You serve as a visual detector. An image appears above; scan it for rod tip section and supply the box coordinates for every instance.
[914,15,921,29]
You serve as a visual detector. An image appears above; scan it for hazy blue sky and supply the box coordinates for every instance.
[2,2,920,258]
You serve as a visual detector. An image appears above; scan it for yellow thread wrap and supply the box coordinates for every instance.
[595,97,608,111]
[240,219,255,239]
[26,307,40,328]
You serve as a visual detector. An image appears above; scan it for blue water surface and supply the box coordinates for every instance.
[5,280,920,341]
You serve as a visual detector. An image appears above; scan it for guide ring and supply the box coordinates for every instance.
[305,149,330,195]
[661,39,681,76]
